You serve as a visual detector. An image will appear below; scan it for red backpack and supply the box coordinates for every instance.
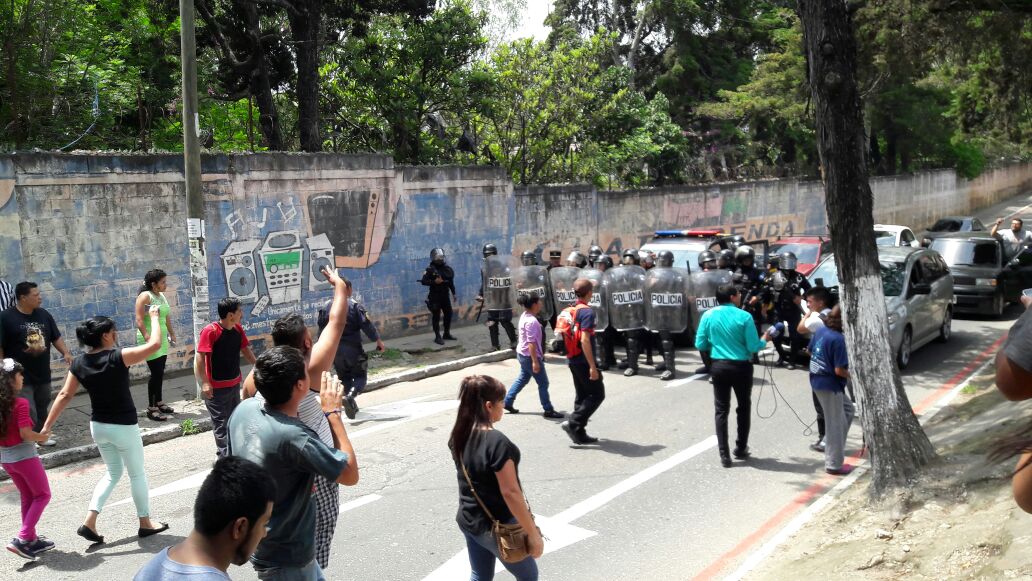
[555,303,592,358]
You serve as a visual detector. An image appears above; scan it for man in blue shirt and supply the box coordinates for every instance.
[560,279,605,445]
[808,305,854,475]
[695,284,770,467]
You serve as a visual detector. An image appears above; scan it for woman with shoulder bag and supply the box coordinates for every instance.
[449,375,543,580]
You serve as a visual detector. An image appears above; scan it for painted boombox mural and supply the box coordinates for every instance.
[221,230,334,308]
[302,189,396,269]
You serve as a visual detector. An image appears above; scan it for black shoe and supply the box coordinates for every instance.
[576,430,599,444]
[504,404,520,414]
[434,337,445,345]
[733,447,751,459]
[443,334,458,341]
[543,410,564,419]
[654,362,667,372]
[76,525,104,545]
[826,466,853,476]
[809,441,826,453]
[720,455,733,468]
[138,523,169,538]
[659,370,674,381]
[623,367,637,377]
[343,394,359,420]
[561,421,581,444]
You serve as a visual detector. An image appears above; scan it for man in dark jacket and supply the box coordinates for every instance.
[318,294,385,419]
[421,248,457,345]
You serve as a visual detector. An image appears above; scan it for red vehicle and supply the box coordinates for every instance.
[768,235,832,276]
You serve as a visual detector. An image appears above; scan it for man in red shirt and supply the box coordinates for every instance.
[194,298,257,457]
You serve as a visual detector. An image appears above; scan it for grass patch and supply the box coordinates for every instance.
[370,348,405,361]
[181,419,200,436]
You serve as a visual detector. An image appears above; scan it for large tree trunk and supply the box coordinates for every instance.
[289,0,323,152]
[241,1,284,150]
[797,0,936,498]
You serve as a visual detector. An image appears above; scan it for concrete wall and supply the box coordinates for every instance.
[1,154,1030,379]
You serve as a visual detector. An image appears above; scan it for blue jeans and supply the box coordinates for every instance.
[254,559,324,581]
[505,354,553,412]
[463,526,539,581]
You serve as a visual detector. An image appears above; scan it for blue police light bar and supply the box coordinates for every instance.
[654,230,685,237]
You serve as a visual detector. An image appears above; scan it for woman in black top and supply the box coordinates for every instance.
[42,309,170,544]
[449,375,542,580]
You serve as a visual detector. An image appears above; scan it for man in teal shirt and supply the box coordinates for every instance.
[695,284,771,468]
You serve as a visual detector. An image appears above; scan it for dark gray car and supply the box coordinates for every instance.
[930,232,1032,316]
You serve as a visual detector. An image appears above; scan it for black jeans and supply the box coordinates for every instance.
[812,390,826,441]
[430,298,453,338]
[146,356,167,408]
[204,385,241,458]
[567,362,605,431]
[20,382,52,432]
[711,359,754,456]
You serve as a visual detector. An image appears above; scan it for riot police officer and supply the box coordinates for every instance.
[568,249,588,269]
[768,251,811,368]
[513,250,554,326]
[585,247,616,370]
[546,249,563,332]
[716,248,736,270]
[477,243,518,351]
[639,250,656,270]
[693,250,725,375]
[421,248,457,345]
[645,250,689,380]
[611,248,649,376]
[733,245,766,346]
[699,250,718,272]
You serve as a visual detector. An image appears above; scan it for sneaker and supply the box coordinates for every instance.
[6,538,36,560]
[623,367,637,377]
[809,441,826,453]
[343,395,359,420]
[433,337,445,346]
[40,438,56,447]
[26,537,54,554]
[659,370,674,381]
[560,421,581,444]
[504,404,519,414]
[826,465,853,476]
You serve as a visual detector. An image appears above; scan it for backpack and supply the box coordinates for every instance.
[555,303,592,358]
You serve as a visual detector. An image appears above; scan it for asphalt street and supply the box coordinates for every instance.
[3,193,1030,580]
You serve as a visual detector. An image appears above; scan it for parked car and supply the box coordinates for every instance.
[874,224,921,248]
[768,235,832,276]
[808,247,953,370]
[642,229,738,273]
[929,233,1032,316]
[919,216,987,246]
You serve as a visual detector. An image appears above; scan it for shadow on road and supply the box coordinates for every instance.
[743,456,823,475]
[594,439,666,458]
[19,534,185,573]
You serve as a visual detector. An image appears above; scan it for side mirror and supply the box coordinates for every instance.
[910,283,932,296]
[910,240,921,249]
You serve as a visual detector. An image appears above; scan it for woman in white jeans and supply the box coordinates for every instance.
[43,308,170,544]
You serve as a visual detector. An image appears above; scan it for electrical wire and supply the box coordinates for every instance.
[58,79,100,152]
[754,347,818,438]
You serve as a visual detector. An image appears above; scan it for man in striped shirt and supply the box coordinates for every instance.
[0,279,14,312]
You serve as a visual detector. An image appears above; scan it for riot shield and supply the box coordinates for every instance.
[549,266,581,312]
[581,267,609,330]
[512,264,554,321]
[605,265,647,331]
[481,255,517,312]
[645,267,691,333]
[689,269,732,329]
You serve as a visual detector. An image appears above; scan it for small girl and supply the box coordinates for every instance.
[504,294,563,418]
[0,358,54,560]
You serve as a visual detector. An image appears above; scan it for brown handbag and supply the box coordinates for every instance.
[460,462,541,563]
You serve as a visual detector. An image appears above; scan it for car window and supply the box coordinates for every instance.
[902,230,916,243]
[972,218,985,231]
[929,239,1000,267]
[918,255,944,282]
[874,231,896,246]
[930,219,963,233]
[808,257,906,297]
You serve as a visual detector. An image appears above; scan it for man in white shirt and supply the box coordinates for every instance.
[797,286,835,453]
[991,217,1032,258]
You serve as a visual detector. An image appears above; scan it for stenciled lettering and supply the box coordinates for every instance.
[651,293,684,306]
[488,276,511,289]
[588,294,602,307]
[695,297,718,312]
[517,287,546,299]
[556,290,577,303]
[612,289,644,306]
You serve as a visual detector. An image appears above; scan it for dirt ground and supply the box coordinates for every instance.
[366,343,470,377]
[749,373,1032,580]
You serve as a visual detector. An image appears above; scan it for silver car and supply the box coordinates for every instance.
[808,247,954,370]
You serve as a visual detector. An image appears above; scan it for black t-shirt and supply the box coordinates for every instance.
[70,349,137,425]
[454,429,521,535]
[0,307,61,385]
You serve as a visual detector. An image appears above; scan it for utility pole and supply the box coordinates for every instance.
[180,0,208,397]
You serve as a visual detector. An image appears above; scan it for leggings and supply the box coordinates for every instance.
[3,456,51,541]
[89,422,150,517]
[146,356,167,408]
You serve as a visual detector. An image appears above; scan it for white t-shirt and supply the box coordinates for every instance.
[802,310,828,334]
[999,228,1032,257]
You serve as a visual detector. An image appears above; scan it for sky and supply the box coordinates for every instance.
[511,0,554,41]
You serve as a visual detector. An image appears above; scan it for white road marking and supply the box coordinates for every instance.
[666,373,708,388]
[723,355,997,580]
[340,494,382,513]
[422,436,718,580]
[110,469,210,507]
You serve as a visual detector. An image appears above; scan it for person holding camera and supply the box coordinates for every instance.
[422,248,458,346]
[768,252,811,369]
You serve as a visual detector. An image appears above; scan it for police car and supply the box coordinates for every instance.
[640,229,737,273]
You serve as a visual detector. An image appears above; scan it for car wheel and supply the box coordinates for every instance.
[937,307,952,343]
[897,326,913,370]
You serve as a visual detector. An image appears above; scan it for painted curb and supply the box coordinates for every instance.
[1,348,515,481]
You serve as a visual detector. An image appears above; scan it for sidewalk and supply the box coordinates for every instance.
[7,321,514,478]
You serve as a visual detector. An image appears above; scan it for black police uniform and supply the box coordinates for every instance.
[421,260,456,343]
[769,270,811,366]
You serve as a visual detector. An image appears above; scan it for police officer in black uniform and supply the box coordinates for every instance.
[477,243,518,350]
[716,248,735,270]
[733,245,766,338]
[768,251,811,368]
[695,250,719,375]
[421,248,457,345]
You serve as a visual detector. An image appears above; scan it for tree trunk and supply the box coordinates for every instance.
[289,0,323,152]
[241,1,284,150]
[797,0,936,498]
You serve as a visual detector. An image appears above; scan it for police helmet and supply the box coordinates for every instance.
[520,250,537,266]
[600,256,614,269]
[567,250,587,268]
[430,248,446,264]
[780,251,798,271]
[657,250,675,268]
[717,249,735,269]
[639,250,655,269]
[735,245,756,264]
[482,243,498,258]
[768,253,781,269]
[699,250,717,268]
[727,235,747,249]
[588,245,604,260]
[622,248,640,266]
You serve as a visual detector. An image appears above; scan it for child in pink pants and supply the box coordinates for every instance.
[0,359,54,560]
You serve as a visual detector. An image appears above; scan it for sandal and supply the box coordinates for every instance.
[156,403,174,414]
[146,408,167,422]
[138,522,170,538]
